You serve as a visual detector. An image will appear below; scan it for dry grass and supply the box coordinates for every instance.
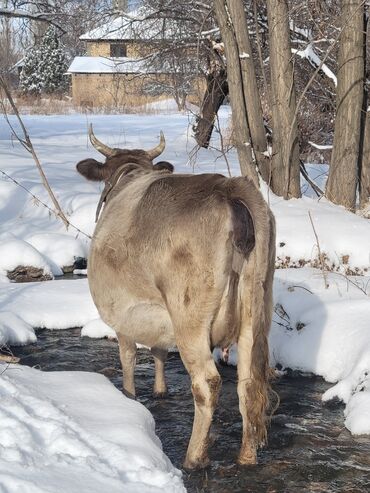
[0,92,200,116]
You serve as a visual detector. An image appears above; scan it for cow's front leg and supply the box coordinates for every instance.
[117,334,137,399]
[178,342,221,469]
[151,347,168,397]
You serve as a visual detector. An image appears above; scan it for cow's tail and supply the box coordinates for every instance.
[228,177,276,447]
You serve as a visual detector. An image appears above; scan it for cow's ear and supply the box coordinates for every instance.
[76,158,105,181]
[153,161,174,173]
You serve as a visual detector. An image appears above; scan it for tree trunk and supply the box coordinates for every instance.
[225,0,271,183]
[266,0,301,199]
[359,8,369,210]
[326,0,364,211]
[193,66,228,148]
[360,105,370,209]
[213,0,259,185]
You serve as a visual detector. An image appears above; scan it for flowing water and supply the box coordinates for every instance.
[12,328,370,493]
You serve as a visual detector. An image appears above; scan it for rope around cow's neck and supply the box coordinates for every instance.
[95,164,133,223]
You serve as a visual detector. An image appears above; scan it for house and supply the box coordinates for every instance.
[67,11,206,109]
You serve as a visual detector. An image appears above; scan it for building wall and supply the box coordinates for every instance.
[87,42,111,57]
[70,72,206,109]
[86,40,156,58]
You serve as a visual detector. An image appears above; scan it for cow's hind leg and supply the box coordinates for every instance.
[117,334,137,399]
[151,347,168,397]
[177,336,221,469]
[237,321,257,464]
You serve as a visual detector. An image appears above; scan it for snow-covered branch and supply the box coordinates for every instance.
[292,45,337,87]
[308,141,333,150]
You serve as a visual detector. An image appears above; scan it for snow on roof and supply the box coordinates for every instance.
[67,56,161,74]
[80,11,185,41]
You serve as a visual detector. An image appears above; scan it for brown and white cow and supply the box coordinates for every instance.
[76,125,276,469]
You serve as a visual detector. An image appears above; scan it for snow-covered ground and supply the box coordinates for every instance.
[0,108,369,490]
[0,363,184,493]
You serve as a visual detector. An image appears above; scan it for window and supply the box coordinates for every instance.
[110,44,127,57]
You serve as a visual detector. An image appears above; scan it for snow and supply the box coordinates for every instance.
[25,232,87,269]
[269,189,370,273]
[308,141,333,151]
[67,56,153,74]
[0,312,35,346]
[80,14,146,41]
[0,279,97,337]
[79,12,182,42]
[81,318,117,339]
[0,363,185,493]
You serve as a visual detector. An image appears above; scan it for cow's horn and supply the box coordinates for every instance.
[89,124,117,158]
[147,131,165,159]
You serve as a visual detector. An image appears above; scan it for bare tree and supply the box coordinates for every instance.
[266,0,300,198]
[227,0,271,183]
[326,0,365,211]
[0,6,20,84]
[213,0,259,184]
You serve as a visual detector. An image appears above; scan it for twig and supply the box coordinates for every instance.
[0,8,66,33]
[330,271,369,296]
[0,76,70,230]
[300,161,324,197]
[214,112,232,177]
[289,285,314,294]
[308,211,329,289]
[0,345,20,365]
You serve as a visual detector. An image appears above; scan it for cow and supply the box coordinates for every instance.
[76,125,276,470]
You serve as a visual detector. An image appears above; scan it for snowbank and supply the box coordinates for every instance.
[81,318,117,339]
[0,363,185,493]
[0,238,58,280]
[269,191,370,274]
[0,278,98,344]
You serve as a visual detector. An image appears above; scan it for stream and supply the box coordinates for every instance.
[12,327,370,493]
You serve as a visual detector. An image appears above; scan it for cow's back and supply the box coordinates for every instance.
[88,173,252,348]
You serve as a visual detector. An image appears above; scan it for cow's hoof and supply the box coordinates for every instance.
[153,391,167,399]
[183,455,210,470]
[237,450,257,466]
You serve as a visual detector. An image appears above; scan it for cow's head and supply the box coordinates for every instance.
[76,124,174,182]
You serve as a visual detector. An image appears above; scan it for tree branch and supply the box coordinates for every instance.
[0,8,66,33]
